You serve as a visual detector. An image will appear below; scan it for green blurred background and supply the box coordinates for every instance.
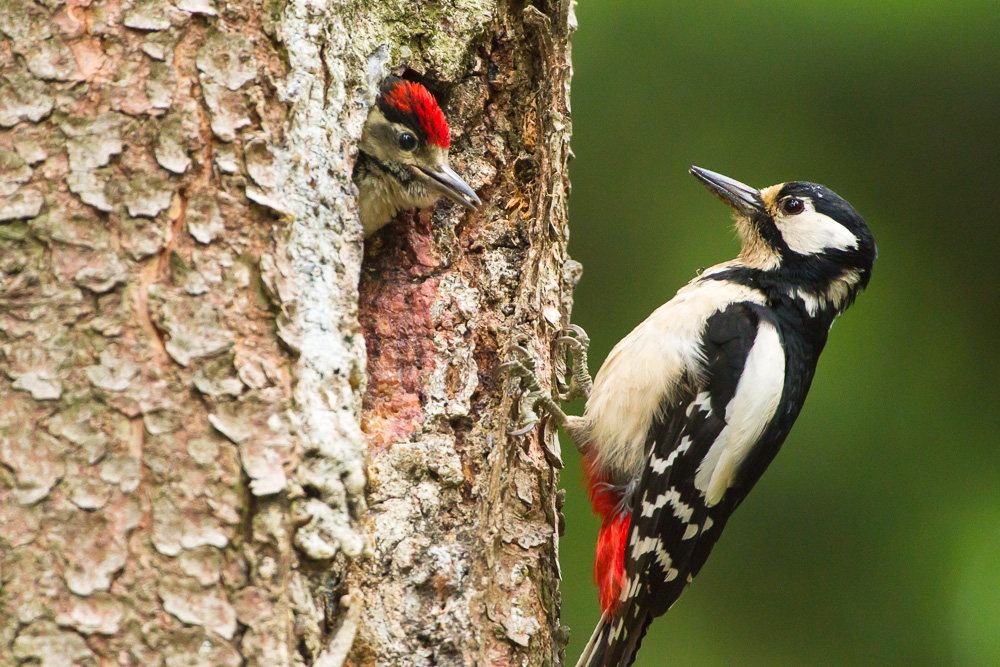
[559,2,1000,665]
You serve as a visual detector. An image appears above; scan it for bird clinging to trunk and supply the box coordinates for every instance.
[502,167,877,667]
[354,76,481,238]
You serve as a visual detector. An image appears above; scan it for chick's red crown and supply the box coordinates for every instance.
[377,77,451,149]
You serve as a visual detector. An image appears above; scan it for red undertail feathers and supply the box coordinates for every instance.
[585,459,630,616]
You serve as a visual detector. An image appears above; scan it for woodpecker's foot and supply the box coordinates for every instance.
[554,324,593,402]
[497,346,572,467]
[498,345,571,433]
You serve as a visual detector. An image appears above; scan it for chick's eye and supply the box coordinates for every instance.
[781,197,804,215]
[398,133,417,151]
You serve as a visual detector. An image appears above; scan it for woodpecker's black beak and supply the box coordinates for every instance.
[690,166,764,216]
[412,164,482,211]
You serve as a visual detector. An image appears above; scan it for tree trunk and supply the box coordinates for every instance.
[0,0,574,664]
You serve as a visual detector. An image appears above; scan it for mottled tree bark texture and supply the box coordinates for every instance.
[0,0,575,664]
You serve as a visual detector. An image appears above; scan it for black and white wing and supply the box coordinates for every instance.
[598,302,788,667]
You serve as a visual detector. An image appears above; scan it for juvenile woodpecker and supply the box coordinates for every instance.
[502,167,876,667]
[354,76,481,237]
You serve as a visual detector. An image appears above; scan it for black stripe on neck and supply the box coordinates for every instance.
[358,150,412,183]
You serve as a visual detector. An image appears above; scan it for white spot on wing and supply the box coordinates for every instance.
[631,536,674,571]
[640,488,694,522]
[694,321,786,505]
[620,576,641,602]
[682,523,699,540]
[661,436,692,471]
[702,517,714,532]
[629,576,641,597]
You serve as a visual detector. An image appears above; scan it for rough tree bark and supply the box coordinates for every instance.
[0,0,575,664]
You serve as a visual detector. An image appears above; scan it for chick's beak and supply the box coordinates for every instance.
[689,166,764,216]
[412,164,482,211]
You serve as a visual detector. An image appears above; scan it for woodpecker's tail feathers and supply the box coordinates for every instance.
[575,611,652,667]
[574,613,611,667]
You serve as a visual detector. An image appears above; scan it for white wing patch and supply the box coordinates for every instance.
[694,321,786,506]
[775,200,858,256]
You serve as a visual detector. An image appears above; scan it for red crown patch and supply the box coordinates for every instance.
[379,79,451,149]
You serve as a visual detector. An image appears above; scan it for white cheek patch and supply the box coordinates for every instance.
[775,201,858,256]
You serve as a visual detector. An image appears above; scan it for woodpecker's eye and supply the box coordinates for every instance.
[780,197,805,215]
[398,133,418,151]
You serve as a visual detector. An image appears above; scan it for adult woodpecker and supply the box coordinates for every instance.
[501,167,876,667]
[354,76,481,237]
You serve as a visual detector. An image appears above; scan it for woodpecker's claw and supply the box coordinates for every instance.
[495,361,524,376]
[510,344,532,359]
[498,346,568,467]
[553,324,593,402]
[507,421,537,437]
[495,346,532,378]
[554,336,583,350]
[498,347,541,430]
[559,324,590,341]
